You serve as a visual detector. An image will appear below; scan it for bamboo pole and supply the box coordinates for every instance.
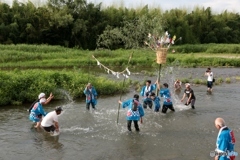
[117,53,133,124]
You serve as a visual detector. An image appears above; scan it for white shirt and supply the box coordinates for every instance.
[41,111,58,127]
[207,72,213,81]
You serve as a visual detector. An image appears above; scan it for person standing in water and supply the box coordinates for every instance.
[159,82,175,113]
[205,67,214,92]
[181,83,196,109]
[84,83,98,110]
[214,117,236,160]
[119,94,144,132]
[140,80,157,109]
[150,92,161,112]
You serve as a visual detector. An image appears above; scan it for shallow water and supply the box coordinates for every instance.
[0,68,240,160]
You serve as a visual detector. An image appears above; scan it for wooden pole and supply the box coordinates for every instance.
[117,53,133,124]
[156,63,162,96]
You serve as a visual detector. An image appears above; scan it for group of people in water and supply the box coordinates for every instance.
[28,67,215,134]
[28,67,236,160]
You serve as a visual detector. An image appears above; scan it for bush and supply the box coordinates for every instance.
[0,69,129,106]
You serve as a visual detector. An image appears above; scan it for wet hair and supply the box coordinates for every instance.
[150,92,155,97]
[133,94,139,100]
[163,83,169,88]
[55,106,63,112]
[207,67,211,70]
[146,80,151,84]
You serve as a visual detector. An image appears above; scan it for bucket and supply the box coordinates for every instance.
[156,48,168,64]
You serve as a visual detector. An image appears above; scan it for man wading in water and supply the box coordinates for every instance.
[119,94,144,132]
[205,67,214,93]
[83,83,98,110]
[140,80,157,109]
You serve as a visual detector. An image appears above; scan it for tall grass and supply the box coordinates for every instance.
[0,69,129,106]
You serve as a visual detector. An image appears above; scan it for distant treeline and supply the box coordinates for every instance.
[0,0,240,50]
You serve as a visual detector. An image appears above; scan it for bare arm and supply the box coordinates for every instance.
[118,100,122,104]
[54,121,59,132]
[181,93,186,102]
[187,93,192,103]
[43,93,54,105]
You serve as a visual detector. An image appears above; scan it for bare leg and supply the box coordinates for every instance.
[34,122,41,128]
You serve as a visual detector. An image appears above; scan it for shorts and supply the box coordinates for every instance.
[207,81,213,88]
[42,125,55,132]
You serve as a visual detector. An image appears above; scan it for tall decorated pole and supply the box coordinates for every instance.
[156,48,168,95]
[145,32,181,95]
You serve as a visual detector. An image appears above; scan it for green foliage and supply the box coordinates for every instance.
[235,76,240,81]
[225,77,231,83]
[1,1,240,49]
[0,69,128,106]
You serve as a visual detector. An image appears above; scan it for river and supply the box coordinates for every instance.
[0,68,240,160]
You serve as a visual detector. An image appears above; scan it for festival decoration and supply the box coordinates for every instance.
[92,55,131,79]
[144,31,182,95]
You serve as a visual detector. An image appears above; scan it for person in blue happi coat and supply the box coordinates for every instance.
[159,83,175,113]
[150,92,161,112]
[84,83,98,110]
[214,117,236,160]
[140,80,157,109]
[119,94,145,132]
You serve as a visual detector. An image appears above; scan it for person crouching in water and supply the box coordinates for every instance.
[119,94,144,132]
[150,92,161,112]
[29,96,48,128]
[41,106,63,134]
[159,83,175,113]
[181,83,196,109]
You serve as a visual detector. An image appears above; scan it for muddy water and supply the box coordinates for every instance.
[0,68,240,160]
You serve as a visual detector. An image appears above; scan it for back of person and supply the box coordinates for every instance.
[127,103,144,121]
[41,111,57,127]
[160,88,172,105]
[30,102,42,116]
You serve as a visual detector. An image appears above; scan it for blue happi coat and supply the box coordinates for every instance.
[160,88,173,105]
[152,96,161,111]
[216,127,236,160]
[140,84,156,102]
[84,86,97,105]
[29,102,47,122]
[121,99,144,121]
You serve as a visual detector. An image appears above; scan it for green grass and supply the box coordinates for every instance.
[1,44,240,70]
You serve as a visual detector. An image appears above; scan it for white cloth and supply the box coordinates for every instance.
[41,111,58,127]
[207,72,213,81]
[215,126,227,152]
[144,86,151,97]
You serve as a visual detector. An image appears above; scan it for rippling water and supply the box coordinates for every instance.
[0,68,240,160]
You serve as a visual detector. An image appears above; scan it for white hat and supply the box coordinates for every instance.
[38,93,46,99]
